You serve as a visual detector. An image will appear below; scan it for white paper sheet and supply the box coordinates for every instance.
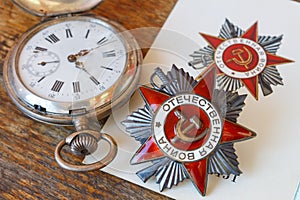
[86,0,300,199]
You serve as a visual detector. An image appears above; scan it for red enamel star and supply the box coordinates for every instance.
[199,21,293,100]
[130,67,256,196]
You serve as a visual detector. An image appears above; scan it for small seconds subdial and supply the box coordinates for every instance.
[26,50,60,76]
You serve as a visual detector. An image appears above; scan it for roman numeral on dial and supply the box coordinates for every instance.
[85,29,90,39]
[90,76,100,85]
[51,80,64,92]
[97,37,108,46]
[102,50,116,58]
[45,34,60,44]
[37,76,46,83]
[72,81,80,93]
[34,46,48,53]
[66,29,73,38]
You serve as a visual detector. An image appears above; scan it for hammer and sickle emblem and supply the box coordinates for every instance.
[172,110,209,143]
[226,46,253,69]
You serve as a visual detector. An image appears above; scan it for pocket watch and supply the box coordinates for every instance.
[3,0,142,171]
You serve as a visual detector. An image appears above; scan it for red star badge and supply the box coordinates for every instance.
[123,65,256,196]
[190,19,293,100]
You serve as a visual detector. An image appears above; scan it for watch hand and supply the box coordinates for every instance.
[68,48,93,60]
[37,60,60,66]
[75,49,89,57]
[75,61,89,73]
[74,39,117,57]
[75,61,100,85]
[68,38,116,61]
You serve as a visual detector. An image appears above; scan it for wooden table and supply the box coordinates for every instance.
[0,0,177,199]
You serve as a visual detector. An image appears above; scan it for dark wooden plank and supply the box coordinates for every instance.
[0,0,177,199]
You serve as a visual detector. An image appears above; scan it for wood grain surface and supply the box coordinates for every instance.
[0,0,177,199]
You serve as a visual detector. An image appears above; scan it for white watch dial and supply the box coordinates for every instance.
[17,18,127,103]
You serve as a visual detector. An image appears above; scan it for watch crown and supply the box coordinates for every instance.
[70,134,98,156]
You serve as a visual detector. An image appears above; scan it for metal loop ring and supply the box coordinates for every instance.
[54,130,117,172]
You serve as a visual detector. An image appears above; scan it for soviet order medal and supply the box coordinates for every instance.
[4,0,142,171]
[189,19,293,100]
[122,65,256,196]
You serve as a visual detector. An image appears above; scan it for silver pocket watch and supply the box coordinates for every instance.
[3,0,142,171]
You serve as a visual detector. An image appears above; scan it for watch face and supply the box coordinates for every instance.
[16,16,128,103]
